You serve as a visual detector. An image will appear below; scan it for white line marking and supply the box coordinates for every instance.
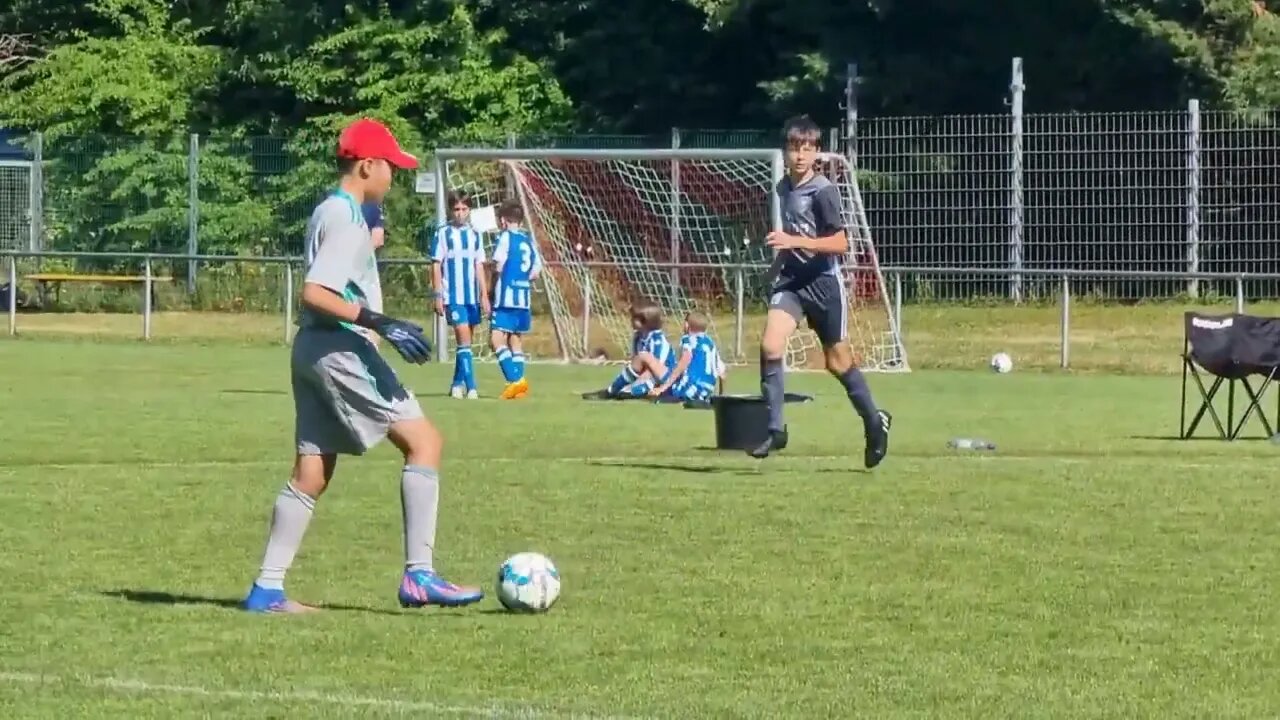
[0,671,644,719]
[0,454,1260,472]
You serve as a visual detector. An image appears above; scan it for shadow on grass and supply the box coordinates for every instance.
[586,458,868,476]
[1129,434,1273,442]
[100,589,404,616]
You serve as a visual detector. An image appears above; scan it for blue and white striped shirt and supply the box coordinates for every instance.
[677,332,722,391]
[431,224,485,306]
[633,329,676,373]
[492,229,542,310]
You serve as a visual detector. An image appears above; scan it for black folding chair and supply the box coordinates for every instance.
[1180,312,1280,440]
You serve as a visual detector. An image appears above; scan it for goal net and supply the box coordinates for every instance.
[433,148,907,372]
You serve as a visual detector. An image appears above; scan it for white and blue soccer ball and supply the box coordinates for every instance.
[497,552,560,612]
[990,352,1014,374]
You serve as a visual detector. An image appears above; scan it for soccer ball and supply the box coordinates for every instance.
[990,352,1013,374]
[496,552,560,612]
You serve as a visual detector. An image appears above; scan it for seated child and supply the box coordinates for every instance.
[601,301,676,398]
[650,312,724,403]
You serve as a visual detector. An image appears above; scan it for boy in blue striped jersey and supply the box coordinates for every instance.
[598,301,676,399]
[650,311,724,403]
[430,192,490,399]
[489,201,542,400]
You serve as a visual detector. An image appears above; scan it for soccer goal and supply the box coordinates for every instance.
[431,147,908,372]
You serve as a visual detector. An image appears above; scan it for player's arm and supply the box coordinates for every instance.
[490,232,509,288]
[475,238,491,313]
[301,226,427,362]
[767,185,847,255]
[652,347,693,396]
[529,242,544,282]
[803,184,847,254]
[429,227,446,314]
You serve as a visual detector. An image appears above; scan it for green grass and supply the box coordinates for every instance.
[9,299,1280,373]
[2,337,1280,718]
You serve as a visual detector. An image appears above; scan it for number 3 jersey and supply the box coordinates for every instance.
[491,229,542,310]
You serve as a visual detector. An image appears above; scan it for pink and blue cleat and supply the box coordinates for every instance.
[398,569,484,608]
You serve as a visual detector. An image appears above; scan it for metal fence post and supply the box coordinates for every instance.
[1009,57,1025,304]
[7,256,16,336]
[734,263,745,360]
[143,256,153,340]
[1235,274,1245,313]
[1059,274,1070,369]
[582,280,592,351]
[30,132,43,252]
[893,272,904,337]
[432,155,447,363]
[187,133,199,294]
[669,127,681,306]
[284,262,294,343]
[1186,99,1202,299]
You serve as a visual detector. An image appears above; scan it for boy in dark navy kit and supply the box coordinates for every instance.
[753,115,892,467]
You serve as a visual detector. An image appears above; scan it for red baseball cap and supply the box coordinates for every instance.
[337,118,419,169]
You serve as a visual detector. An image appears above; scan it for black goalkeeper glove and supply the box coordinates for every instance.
[356,308,432,364]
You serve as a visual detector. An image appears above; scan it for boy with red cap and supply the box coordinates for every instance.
[243,118,484,613]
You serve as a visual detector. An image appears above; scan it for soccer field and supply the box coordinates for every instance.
[1,338,1277,718]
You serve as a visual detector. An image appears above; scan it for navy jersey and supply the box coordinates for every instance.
[361,202,383,231]
[774,174,845,289]
[492,229,541,310]
[633,329,676,373]
[431,224,485,306]
[677,332,721,392]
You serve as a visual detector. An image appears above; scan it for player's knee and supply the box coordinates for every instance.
[759,337,786,362]
[391,418,443,467]
[824,343,854,375]
[489,330,505,351]
[292,454,335,497]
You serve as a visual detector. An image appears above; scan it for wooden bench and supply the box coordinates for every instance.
[25,273,175,307]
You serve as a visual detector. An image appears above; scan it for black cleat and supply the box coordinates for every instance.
[748,428,788,458]
[864,409,892,469]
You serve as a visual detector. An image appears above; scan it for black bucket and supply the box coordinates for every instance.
[710,393,813,450]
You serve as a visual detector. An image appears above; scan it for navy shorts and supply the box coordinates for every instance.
[769,273,847,346]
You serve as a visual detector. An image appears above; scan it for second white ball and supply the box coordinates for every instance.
[990,352,1013,374]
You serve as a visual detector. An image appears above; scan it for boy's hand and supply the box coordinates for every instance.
[765,231,810,251]
[433,297,445,316]
[481,297,492,318]
[648,385,667,398]
[356,308,432,364]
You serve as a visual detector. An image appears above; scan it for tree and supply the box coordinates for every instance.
[0,0,273,255]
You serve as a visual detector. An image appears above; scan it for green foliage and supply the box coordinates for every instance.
[0,0,221,138]
[6,0,1280,259]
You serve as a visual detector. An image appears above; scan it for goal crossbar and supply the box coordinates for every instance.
[435,148,785,163]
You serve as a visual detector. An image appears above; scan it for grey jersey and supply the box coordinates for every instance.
[773,174,845,289]
[300,190,383,335]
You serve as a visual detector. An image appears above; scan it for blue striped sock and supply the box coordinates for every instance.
[451,348,463,389]
[512,352,526,381]
[496,347,517,382]
[457,347,475,392]
[608,366,638,395]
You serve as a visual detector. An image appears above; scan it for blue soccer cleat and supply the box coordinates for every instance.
[398,569,484,608]
[242,583,317,614]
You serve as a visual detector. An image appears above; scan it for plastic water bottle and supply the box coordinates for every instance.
[948,438,996,451]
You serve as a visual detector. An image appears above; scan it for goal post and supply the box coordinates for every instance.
[431,147,908,372]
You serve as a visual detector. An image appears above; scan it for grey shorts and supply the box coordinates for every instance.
[769,273,848,346]
[291,327,425,456]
